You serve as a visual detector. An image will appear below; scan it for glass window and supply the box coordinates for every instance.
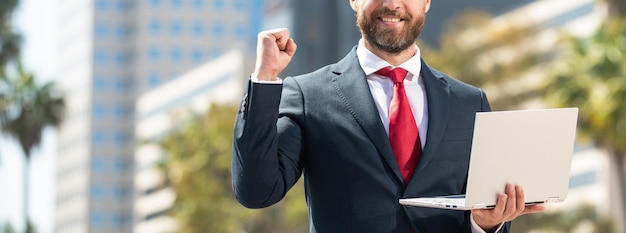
[212,23,224,38]
[116,51,128,66]
[95,0,107,10]
[116,25,129,39]
[113,158,128,172]
[149,0,161,7]
[213,0,223,10]
[171,0,182,8]
[148,73,160,87]
[233,24,245,39]
[94,50,107,65]
[171,21,182,36]
[93,103,107,119]
[192,0,203,9]
[114,105,127,119]
[113,132,128,146]
[95,23,108,38]
[92,130,107,145]
[112,186,129,200]
[149,19,160,35]
[111,212,127,227]
[191,49,203,63]
[234,0,245,11]
[94,77,107,91]
[117,0,129,11]
[90,185,106,199]
[192,21,203,37]
[148,47,160,62]
[115,79,130,93]
[170,48,181,63]
[90,212,105,227]
[91,157,106,173]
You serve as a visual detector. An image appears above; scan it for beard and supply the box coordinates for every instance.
[357,8,425,54]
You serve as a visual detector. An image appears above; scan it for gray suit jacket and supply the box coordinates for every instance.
[232,46,510,233]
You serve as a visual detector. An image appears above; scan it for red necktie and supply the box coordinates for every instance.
[376,67,422,184]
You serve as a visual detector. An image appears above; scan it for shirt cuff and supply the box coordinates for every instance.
[251,73,283,84]
[470,213,504,233]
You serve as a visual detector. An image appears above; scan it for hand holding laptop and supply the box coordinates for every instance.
[472,183,546,232]
[398,108,578,231]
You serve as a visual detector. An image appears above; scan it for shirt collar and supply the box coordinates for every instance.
[356,39,422,78]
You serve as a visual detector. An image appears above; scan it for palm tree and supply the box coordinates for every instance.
[545,18,626,228]
[0,62,65,233]
[0,0,20,71]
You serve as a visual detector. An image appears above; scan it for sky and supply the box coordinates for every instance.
[0,0,58,232]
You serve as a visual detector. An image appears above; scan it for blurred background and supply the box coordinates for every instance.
[0,0,625,232]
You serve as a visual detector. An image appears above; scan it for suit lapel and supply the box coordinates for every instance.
[328,50,452,186]
[329,48,404,184]
[408,60,451,184]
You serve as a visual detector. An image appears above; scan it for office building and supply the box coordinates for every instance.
[54,0,260,232]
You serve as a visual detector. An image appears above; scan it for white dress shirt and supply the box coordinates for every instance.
[355,39,428,149]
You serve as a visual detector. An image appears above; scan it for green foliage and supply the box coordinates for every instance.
[25,220,36,233]
[0,0,18,22]
[0,63,65,157]
[420,10,546,110]
[546,18,626,155]
[0,62,64,233]
[544,17,626,231]
[1,222,15,233]
[425,10,624,232]
[511,204,616,233]
[158,104,308,233]
[0,0,20,72]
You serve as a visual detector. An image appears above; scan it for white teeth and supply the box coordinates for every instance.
[381,17,400,22]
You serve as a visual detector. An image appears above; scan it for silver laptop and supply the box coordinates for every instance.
[399,108,578,210]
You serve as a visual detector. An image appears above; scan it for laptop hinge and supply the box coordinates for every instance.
[546,197,563,203]
[472,203,488,209]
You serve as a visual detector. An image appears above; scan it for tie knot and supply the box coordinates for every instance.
[375,67,408,83]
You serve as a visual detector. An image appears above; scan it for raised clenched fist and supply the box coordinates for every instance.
[253,28,298,81]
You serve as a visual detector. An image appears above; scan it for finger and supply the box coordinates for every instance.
[258,28,289,50]
[273,29,290,51]
[514,185,525,216]
[493,193,507,217]
[284,38,297,57]
[523,204,546,214]
[502,184,517,218]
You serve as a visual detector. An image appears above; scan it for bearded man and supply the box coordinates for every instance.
[232,0,544,232]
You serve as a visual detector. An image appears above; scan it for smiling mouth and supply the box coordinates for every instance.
[379,17,403,23]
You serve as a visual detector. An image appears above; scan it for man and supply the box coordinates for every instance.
[232,0,544,232]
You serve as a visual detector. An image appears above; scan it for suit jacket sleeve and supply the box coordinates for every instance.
[232,78,305,208]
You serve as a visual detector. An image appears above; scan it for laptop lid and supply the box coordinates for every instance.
[398,108,578,210]
[464,107,578,209]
